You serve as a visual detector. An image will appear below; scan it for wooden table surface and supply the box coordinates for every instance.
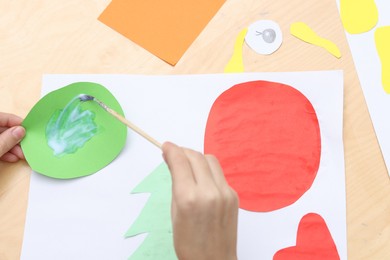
[0,0,389,259]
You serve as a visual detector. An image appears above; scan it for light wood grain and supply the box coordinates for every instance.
[0,0,389,259]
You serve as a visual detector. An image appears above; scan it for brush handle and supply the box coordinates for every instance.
[106,107,162,149]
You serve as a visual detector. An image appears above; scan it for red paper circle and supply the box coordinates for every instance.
[204,81,321,212]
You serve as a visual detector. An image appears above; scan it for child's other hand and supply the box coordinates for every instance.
[0,112,25,162]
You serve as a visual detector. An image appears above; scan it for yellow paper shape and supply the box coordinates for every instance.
[340,0,378,34]
[290,22,341,59]
[375,26,390,94]
[224,28,248,73]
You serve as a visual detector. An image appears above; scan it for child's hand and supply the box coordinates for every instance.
[162,142,238,260]
[0,112,25,162]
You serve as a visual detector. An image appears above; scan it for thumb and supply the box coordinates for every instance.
[0,126,25,157]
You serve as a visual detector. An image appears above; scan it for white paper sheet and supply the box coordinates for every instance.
[21,72,346,259]
[337,0,390,176]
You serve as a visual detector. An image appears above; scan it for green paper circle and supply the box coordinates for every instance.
[21,82,127,179]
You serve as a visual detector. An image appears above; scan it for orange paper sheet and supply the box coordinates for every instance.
[98,0,226,65]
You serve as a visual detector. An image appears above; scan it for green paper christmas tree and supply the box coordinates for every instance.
[126,162,177,260]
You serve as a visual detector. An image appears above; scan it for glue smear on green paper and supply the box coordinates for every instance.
[46,96,98,157]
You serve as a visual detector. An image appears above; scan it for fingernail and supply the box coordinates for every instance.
[12,126,26,140]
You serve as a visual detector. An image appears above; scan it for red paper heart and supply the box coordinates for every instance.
[273,213,340,260]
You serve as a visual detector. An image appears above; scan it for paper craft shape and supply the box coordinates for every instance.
[21,72,346,260]
[245,20,283,55]
[98,0,226,65]
[273,213,340,260]
[337,0,390,175]
[340,0,378,34]
[375,26,390,94]
[21,82,127,179]
[125,163,175,259]
[204,80,321,212]
[290,22,341,58]
[225,28,247,73]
